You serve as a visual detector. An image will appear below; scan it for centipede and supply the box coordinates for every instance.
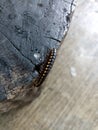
[34,48,57,87]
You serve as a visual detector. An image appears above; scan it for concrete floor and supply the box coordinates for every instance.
[0,0,98,130]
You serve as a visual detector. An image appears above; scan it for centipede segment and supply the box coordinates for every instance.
[34,49,57,87]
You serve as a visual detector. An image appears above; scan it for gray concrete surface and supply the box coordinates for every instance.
[0,0,98,130]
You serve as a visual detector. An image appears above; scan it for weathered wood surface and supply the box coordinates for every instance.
[0,0,76,112]
[0,0,98,130]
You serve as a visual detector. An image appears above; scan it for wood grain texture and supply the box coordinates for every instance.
[0,0,76,109]
[0,0,98,130]
[0,0,76,112]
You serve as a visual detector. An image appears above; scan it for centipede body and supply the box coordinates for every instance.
[34,48,57,87]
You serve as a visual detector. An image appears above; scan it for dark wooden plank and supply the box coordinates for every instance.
[0,0,76,112]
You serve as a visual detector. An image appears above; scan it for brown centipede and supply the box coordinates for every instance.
[34,48,57,87]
